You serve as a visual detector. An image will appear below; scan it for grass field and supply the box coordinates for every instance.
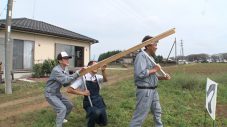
[0,63,227,127]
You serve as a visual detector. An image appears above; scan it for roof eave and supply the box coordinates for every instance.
[0,25,99,43]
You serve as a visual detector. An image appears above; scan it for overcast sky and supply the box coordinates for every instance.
[1,0,226,59]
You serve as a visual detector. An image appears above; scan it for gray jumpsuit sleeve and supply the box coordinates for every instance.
[134,53,150,79]
[53,68,80,87]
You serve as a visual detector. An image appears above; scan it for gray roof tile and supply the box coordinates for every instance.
[0,18,98,43]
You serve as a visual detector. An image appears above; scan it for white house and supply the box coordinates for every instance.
[0,18,98,78]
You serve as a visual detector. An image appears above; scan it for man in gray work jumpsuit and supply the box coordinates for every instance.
[45,51,82,127]
[130,36,171,127]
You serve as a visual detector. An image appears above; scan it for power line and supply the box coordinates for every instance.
[120,1,163,31]
[0,4,7,17]
[32,0,36,19]
[106,0,157,32]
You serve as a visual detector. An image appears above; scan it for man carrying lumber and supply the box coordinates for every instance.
[67,61,108,127]
[44,51,84,127]
[130,35,171,127]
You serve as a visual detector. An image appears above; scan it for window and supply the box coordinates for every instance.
[13,39,34,70]
[55,43,84,67]
[0,38,4,65]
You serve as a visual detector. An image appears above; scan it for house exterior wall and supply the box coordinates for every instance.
[0,31,91,67]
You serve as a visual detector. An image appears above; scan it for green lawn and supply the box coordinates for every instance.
[1,63,227,127]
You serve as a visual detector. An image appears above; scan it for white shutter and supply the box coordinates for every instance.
[23,41,33,69]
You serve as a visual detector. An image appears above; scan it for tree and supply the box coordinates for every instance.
[186,53,209,62]
[221,53,227,60]
[155,55,163,63]
[98,50,122,62]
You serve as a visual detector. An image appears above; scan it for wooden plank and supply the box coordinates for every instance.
[141,49,167,77]
[79,28,176,76]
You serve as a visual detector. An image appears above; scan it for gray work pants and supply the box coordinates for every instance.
[130,89,163,127]
[45,94,73,127]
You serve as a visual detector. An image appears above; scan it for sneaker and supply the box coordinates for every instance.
[63,119,68,123]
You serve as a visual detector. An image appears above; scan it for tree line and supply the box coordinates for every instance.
[98,50,227,63]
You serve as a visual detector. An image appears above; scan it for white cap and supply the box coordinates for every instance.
[57,51,72,60]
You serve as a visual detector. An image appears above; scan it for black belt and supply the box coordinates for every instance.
[137,86,157,89]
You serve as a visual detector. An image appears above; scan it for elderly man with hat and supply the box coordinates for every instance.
[45,51,83,127]
[130,36,171,127]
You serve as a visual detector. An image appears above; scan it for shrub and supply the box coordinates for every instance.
[171,72,206,91]
[42,59,57,76]
[32,59,57,78]
[32,63,44,78]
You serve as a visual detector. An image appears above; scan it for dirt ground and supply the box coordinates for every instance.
[216,104,227,118]
[0,68,133,122]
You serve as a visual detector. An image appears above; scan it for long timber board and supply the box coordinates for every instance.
[79,28,176,76]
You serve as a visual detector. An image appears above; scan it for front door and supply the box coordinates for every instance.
[75,46,84,67]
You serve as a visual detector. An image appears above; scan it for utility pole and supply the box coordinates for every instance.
[180,39,184,61]
[174,38,177,64]
[4,0,13,94]
[165,38,176,66]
